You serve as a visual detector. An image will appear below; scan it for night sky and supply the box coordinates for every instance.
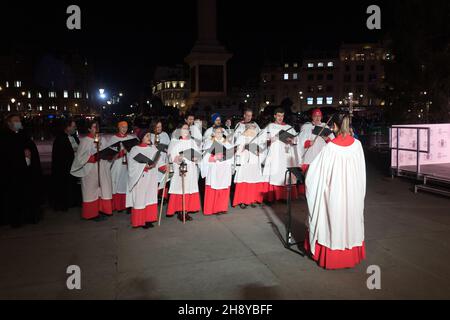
[0,0,393,95]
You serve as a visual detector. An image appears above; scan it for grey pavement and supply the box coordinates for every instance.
[1,153,450,299]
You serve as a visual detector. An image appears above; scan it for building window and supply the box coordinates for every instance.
[27,91,31,98]
[74,92,82,98]
[344,74,351,82]
[327,74,334,81]
[317,62,324,68]
[64,90,69,98]
[327,62,334,67]
[86,92,89,99]
[356,65,365,71]
[326,85,334,92]
[283,73,289,80]
[326,97,333,105]
[14,81,22,87]
[307,86,314,93]
[293,73,298,80]
[5,81,9,88]
[307,97,314,105]
[317,85,324,93]
[369,74,377,81]
[307,74,314,81]
[284,63,289,68]
[307,63,314,68]
[345,65,350,72]
[49,91,57,98]
[317,74,324,81]
[356,74,364,82]
[317,97,323,105]
[38,92,42,98]
[172,81,177,88]
[293,63,298,68]
[157,83,162,91]
[180,81,185,88]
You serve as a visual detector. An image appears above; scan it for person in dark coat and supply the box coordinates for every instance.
[51,119,81,211]
[0,113,43,227]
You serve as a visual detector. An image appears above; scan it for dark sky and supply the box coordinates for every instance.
[0,0,393,94]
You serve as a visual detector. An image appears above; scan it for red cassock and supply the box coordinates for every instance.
[304,134,366,270]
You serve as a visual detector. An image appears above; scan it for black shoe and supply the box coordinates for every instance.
[240,204,248,209]
[93,215,106,222]
[221,211,228,215]
[143,222,154,229]
[177,213,184,222]
[186,214,193,221]
[250,203,257,208]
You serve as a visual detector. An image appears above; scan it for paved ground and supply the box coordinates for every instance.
[1,151,450,300]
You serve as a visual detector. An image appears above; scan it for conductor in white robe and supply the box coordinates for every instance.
[304,114,366,270]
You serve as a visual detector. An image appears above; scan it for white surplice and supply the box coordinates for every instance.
[150,132,171,188]
[108,134,137,195]
[70,135,113,202]
[234,134,266,184]
[305,139,366,255]
[201,139,233,190]
[297,122,335,165]
[126,144,159,210]
[167,138,200,195]
[203,126,229,144]
[262,123,299,186]
[172,125,203,148]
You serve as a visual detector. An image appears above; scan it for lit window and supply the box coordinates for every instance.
[180,81,185,88]
[326,97,333,105]
[284,63,289,68]
[64,90,69,98]
[293,73,298,80]
[14,81,22,87]
[307,63,314,68]
[74,92,81,98]
[49,91,57,98]
[293,63,298,68]
[39,106,43,111]
[86,92,89,99]
[283,73,289,80]
[38,92,42,99]
[307,97,314,105]
[327,62,334,67]
[27,92,31,98]
[157,83,162,91]
[317,97,323,105]
[6,81,9,88]
[317,62,324,68]
[172,81,177,88]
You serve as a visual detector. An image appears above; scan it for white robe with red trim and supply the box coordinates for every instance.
[261,123,299,186]
[305,139,366,255]
[167,138,200,195]
[150,132,171,189]
[234,134,266,184]
[126,145,159,210]
[200,139,233,190]
[109,134,137,195]
[298,122,335,165]
[70,135,113,203]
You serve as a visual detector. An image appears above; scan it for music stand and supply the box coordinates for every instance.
[283,167,305,256]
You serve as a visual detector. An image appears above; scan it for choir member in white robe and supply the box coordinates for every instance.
[232,122,267,208]
[261,108,300,202]
[126,130,159,229]
[172,113,203,148]
[109,121,137,212]
[201,127,233,215]
[232,108,261,144]
[167,124,201,221]
[150,119,171,198]
[203,113,228,143]
[70,121,113,220]
[304,114,366,270]
[297,108,334,194]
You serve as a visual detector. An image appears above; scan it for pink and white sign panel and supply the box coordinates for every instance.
[391,123,450,167]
